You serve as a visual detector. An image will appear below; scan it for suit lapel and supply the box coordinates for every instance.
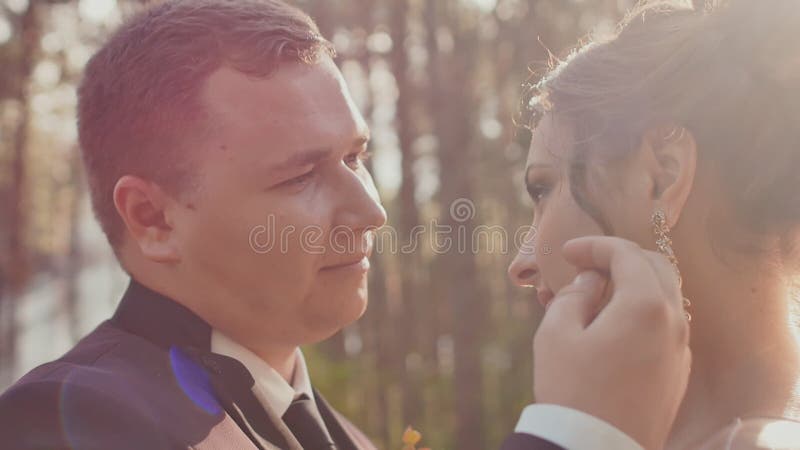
[192,350,297,450]
[112,279,296,450]
[314,389,360,450]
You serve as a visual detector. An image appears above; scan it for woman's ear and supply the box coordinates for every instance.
[642,125,698,228]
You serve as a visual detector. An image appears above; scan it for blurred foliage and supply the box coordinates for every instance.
[0,0,630,448]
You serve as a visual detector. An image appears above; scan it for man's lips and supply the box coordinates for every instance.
[321,232,376,272]
[321,256,371,272]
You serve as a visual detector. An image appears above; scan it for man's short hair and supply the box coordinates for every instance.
[77,0,334,249]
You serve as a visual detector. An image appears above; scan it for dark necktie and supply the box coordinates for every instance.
[282,394,337,450]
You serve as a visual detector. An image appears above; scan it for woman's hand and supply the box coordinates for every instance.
[533,236,691,450]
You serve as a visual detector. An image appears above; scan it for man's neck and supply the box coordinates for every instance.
[124,270,302,384]
[254,346,299,383]
[215,328,301,383]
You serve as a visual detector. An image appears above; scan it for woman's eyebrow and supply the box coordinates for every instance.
[525,163,555,178]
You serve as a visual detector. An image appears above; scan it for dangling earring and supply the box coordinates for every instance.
[652,209,692,322]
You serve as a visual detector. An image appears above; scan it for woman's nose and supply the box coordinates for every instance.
[508,254,539,287]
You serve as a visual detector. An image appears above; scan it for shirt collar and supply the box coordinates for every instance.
[210,330,314,417]
[112,278,212,351]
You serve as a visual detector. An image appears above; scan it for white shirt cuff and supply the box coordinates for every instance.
[514,404,644,450]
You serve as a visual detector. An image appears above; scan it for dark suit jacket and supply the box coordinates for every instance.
[500,434,565,450]
[0,279,375,450]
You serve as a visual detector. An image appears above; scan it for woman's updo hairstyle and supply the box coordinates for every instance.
[521,0,800,264]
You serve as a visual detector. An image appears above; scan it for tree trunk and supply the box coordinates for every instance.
[62,146,84,343]
[0,0,40,388]
[389,0,426,431]
[425,2,484,449]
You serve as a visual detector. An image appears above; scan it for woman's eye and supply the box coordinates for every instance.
[527,182,552,204]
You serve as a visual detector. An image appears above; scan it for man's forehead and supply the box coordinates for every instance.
[195,56,372,176]
[201,58,349,123]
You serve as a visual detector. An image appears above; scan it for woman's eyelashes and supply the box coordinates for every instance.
[526,176,553,205]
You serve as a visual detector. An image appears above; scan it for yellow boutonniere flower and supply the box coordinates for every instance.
[401,426,430,450]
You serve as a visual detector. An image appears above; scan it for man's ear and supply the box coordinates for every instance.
[642,126,698,228]
[113,175,181,263]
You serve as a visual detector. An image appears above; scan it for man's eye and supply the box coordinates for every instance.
[282,171,315,187]
[345,150,373,169]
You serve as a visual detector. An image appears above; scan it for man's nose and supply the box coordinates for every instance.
[336,170,387,233]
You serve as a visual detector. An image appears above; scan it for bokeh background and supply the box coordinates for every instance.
[0,0,634,448]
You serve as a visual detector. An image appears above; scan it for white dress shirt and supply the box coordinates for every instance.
[210,330,316,417]
[515,404,644,450]
[212,330,641,449]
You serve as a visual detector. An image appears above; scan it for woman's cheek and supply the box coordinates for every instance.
[541,193,605,292]
[535,208,574,292]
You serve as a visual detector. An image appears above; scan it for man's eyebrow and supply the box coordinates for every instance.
[269,135,371,173]
[270,147,333,173]
[354,134,370,148]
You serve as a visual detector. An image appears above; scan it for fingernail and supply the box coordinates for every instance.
[563,236,588,249]
[573,271,601,287]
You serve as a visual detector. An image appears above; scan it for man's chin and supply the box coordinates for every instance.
[307,293,368,343]
[339,292,369,324]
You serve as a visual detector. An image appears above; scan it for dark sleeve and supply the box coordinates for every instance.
[0,380,178,450]
[500,433,566,450]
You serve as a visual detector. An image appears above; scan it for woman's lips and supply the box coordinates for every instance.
[536,288,555,310]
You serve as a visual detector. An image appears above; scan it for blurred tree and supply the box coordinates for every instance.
[424,2,484,448]
[0,0,41,387]
[389,0,428,433]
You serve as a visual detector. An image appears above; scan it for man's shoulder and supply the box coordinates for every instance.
[8,320,167,390]
[0,321,182,449]
[0,375,183,449]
